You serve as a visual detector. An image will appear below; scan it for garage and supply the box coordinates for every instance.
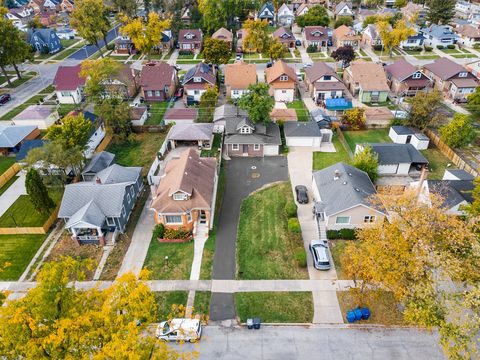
[284,121,322,147]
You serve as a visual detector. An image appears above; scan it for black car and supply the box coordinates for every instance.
[266,61,273,68]
[0,93,11,105]
[295,185,308,204]
[295,39,301,46]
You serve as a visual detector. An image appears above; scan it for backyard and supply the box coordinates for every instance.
[343,129,391,152]
[313,135,351,170]
[0,157,15,175]
[0,234,46,280]
[287,100,309,122]
[421,147,451,180]
[145,102,169,125]
[236,182,308,280]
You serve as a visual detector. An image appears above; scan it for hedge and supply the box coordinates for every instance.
[447,44,455,49]
[326,228,356,240]
[424,45,433,51]
[436,45,444,49]
[288,218,301,233]
[284,201,298,218]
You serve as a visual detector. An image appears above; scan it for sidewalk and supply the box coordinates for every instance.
[0,171,26,218]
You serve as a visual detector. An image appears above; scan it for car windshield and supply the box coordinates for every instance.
[162,323,170,334]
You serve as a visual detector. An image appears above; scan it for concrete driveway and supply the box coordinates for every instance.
[210,157,289,321]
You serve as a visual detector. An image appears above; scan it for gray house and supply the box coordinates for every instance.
[27,28,63,54]
[59,164,143,245]
[81,151,116,181]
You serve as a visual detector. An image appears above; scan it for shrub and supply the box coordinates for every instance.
[414,46,423,52]
[327,228,356,240]
[284,201,298,218]
[473,43,480,49]
[373,44,383,51]
[163,228,192,240]
[179,50,193,55]
[306,44,318,53]
[436,45,444,49]
[424,45,433,51]
[153,223,165,239]
[288,218,301,233]
[447,44,455,49]
[295,248,307,268]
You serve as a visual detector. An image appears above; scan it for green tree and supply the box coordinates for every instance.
[462,177,480,217]
[80,57,122,102]
[395,0,408,7]
[334,17,353,28]
[97,98,133,139]
[265,38,285,61]
[46,113,93,149]
[439,113,475,148]
[242,18,270,53]
[25,168,55,214]
[202,37,231,65]
[296,5,329,27]
[341,108,365,130]
[70,0,110,57]
[238,82,274,124]
[198,0,227,33]
[467,86,480,119]
[198,85,219,123]
[112,0,137,17]
[405,90,444,129]
[363,0,384,8]
[426,0,455,24]
[353,145,379,181]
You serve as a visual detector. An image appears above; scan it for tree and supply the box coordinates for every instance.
[467,86,480,119]
[264,38,285,61]
[242,19,270,53]
[405,90,444,129]
[394,0,408,7]
[363,0,384,7]
[463,177,480,217]
[46,113,93,149]
[426,0,455,24]
[331,45,355,68]
[70,0,110,57]
[27,15,43,29]
[121,12,170,58]
[296,5,329,27]
[0,257,184,359]
[198,0,227,33]
[25,168,55,214]
[353,145,378,181]
[202,37,231,65]
[97,98,133,139]
[334,17,353,28]
[197,85,219,123]
[238,83,274,124]
[439,113,475,148]
[80,57,122,102]
[377,19,415,56]
[112,0,137,17]
[341,108,365,130]
[362,14,393,27]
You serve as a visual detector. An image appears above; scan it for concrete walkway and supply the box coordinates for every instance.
[167,49,179,66]
[93,246,114,280]
[186,224,209,316]
[0,171,26,218]
[117,193,155,277]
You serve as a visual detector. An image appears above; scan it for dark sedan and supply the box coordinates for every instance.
[295,185,308,204]
[0,93,11,105]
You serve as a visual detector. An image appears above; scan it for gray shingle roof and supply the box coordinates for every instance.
[168,123,214,141]
[65,200,106,228]
[368,143,428,165]
[313,162,385,216]
[82,151,116,175]
[224,118,281,145]
[428,180,474,209]
[284,121,321,137]
[0,125,37,148]
[95,164,141,184]
[213,104,247,122]
[444,169,475,181]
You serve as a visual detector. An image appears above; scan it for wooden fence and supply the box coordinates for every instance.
[424,128,479,177]
[132,125,168,133]
[95,133,112,153]
[0,205,59,235]
[0,163,21,189]
[335,126,354,159]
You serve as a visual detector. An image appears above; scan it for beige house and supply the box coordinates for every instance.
[224,61,257,99]
[333,25,361,50]
[212,27,233,48]
[343,61,389,103]
[265,60,297,102]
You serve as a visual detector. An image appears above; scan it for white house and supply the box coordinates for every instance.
[284,121,323,147]
[53,64,85,105]
[277,3,295,26]
[265,60,297,103]
[388,126,430,150]
[335,1,354,18]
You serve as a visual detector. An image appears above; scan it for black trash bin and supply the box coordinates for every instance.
[253,318,261,330]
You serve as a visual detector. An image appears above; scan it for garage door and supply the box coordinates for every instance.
[378,164,399,174]
[286,137,316,147]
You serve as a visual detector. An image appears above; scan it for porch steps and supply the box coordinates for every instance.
[317,221,327,241]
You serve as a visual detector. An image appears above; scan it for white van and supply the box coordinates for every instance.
[156,318,202,342]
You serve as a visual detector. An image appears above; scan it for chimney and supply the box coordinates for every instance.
[95,177,101,184]
[334,169,341,180]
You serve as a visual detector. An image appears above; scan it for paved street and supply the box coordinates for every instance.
[173,325,445,359]
[68,25,121,60]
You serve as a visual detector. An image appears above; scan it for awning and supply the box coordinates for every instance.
[325,98,352,111]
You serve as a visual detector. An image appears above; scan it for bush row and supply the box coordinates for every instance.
[326,228,357,240]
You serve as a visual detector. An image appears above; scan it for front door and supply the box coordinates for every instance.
[406,135,412,144]
[199,210,207,224]
[243,144,248,155]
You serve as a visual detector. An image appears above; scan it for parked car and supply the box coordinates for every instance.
[309,239,331,270]
[235,53,242,60]
[156,319,202,342]
[303,62,313,68]
[0,93,11,105]
[295,185,308,204]
[175,87,184,99]
[266,61,273,68]
[295,39,302,46]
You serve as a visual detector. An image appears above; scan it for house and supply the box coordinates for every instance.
[213,104,247,133]
[16,139,45,162]
[334,1,354,18]
[355,143,429,176]
[181,7,191,25]
[304,61,347,103]
[296,3,310,16]
[258,2,275,24]
[455,0,471,18]
[312,162,386,230]
[81,151,115,181]
[212,27,233,48]
[56,28,76,40]
[277,3,295,26]
[183,62,216,103]
[384,59,432,97]
[60,0,74,12]
[0,124,40,155]
[422,58,478,100]
[272,27,296,48]
[178,29,203,54]
[59,164,143,245]
[6,7,33,31]
[53,64,85,104]
[102,64,139,100]
[114,35,135,55]
[12,105,59,129]
[456,25,480,47]
[343,61,390,103]
[27,28,62,54]
[270,108,298,122]
[224,116,281,157]
[158,30,174,53]
[284,121,325,147]
[151,148,217,233]
[167,123,214,149]
[362,24,383,50]
[139,61,177,102]
[333,25,360,50]
[236,28,248,52]
[303,26,329,50]
[388,126,430,150]
[400,34,425,50]
[401,2,427,24]
[67,111,106,159]
[27,0,45,13]
[39,11,56,27]
[443,169,475,181]
[163,108,198,125]
[420,25,459,48]
[129,106,148,126]
[224,61,257,99]
[265,60,297,102]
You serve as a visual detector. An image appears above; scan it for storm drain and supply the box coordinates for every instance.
[251,172,260,179]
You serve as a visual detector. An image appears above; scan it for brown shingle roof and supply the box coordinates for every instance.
[212,27,233,42]
[304,61,338,83]
[178,29,203,43]
[457,25,480,39]
[140,62,175,91]
[333,25,360,41]
[423,58,465,80]
[270,108,297,121]
[224,61,257,90]
[265,60,296,84]
[349,61,389,92]
[164,108,198,121]
[304,26,328,42]
[53,64,86,91]
[384,58,417,81]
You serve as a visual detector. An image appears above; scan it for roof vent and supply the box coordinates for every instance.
[334,169,341,180]
[343,181,347,185]
[348,172,352,176]
[355,188,360,192]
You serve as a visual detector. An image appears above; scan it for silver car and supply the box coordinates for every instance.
[309,239,331,270]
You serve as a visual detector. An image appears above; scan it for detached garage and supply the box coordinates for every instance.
[284,121,322,147]
[389,126,429,150]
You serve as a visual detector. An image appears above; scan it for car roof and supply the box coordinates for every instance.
[169,318,200,331]
[312,243,329,262]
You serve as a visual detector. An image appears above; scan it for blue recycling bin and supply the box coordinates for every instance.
[346,310,356,323]
[354,308,363,321]
[361,307,371,320]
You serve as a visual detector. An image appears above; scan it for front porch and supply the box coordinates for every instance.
[71,227,118,246]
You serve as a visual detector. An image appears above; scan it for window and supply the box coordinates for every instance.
[60,91,72,97]
[187,212,192,222]
[147,90,153,96]
[459,72,468,78]
[232,90,239,95]
[127,193,131,204]
[364,215,376,223]
[106,217,115,226]
[193,77,202,82]
[121,207,126,217]
[165,215,183,224]
[173,193,187,200]
[194,90,200,95]
[282,90,287,93]
[323,75,331,81]
[232,144,239,150]
[240,126,251,134]
[335,216,350,224]
[155,90,161,96]
[254,144,260,150]
[412,72,421,79]
[279,75,288,81]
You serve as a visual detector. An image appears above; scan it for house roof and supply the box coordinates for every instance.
[213,104,248,122]
[284,121,321,137]
[178,29,203,42]
[423,58,466,80]
[444,169,475,181]
[183,62,215,85]
[224,118,282,145]
[304,26,329,41]
[428,179,474,209]
[335,1,352,14]
[163,108,198,121]
[95,164,142,185]
[384,59,418,81]
[259,2,275,17]
[450,77,478,88]
[0,124,37,148]
[224,61,256,90]
[313,162,385,217]
[363,24,381,40]
[129,106,147,120]
[368,143,428,165]
[16,139,44,161]
[53,64,85,91]
[457,25,480,39]
[212,27,233,42]
[304,61,338,83]
[348,61,390,92]
[420,25,458,40]
[270,108,297,121]
[13,105,56,121]
[151,148,216,213]
[140,61,175,91]
[314,81,347,91]
[265,60,296,84]
[272,27,295,41]
[82,151,115,175]
[65,200,105,228]
[168,123,214,141]
[296,3,310,15]
[391,125,422,136]
[333,25,360,41]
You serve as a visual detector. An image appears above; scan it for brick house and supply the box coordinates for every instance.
[183,62,216,103]
[139,62,178,102]
[384,59,432,97]
[178,29,203,54]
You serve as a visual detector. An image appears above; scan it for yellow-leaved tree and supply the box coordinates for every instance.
[376,19,415,57]
[242,19,270,53]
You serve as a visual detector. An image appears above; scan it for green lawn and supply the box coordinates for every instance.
[414,55,440,60]
[0,176,18,196]
[343,129,391,152]
[243,53,261,59]
[200,133,222,158]
[313,136,351,170]
[421,147,450,180]
[178,53,195,59]
[452,54,478,59]
[60,38,80,48]
[237,182,308,280]
[441,48,461,54]
[235,292,314,323]
[0,157,15,175]
[194,291,211,317]
[330,239,350,280]
[0,234,47,280]
[287,100,309,122]
[58,104,77,117]
[155,291,188,321]
[145,102,169,125]
[358,49,368,57]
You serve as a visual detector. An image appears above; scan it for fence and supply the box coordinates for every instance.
[424,128,479,177]
[335,126,354,159]
[95,133,112,153]
[0,205,60,235]
[0,163,21,189]
[132,125,168,133]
